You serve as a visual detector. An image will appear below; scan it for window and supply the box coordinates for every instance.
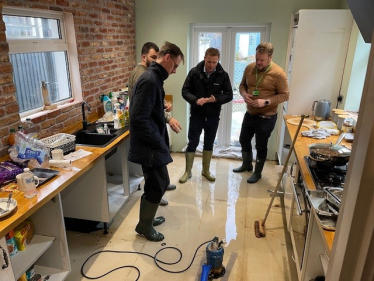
[3,7,80,116]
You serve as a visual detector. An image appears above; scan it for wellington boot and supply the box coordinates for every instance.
[247,158,266,184]
[140,195,165,226]
[179,152,195,183]
[233,151,253,172]
[135,199,164,241]
[201,150,215,182]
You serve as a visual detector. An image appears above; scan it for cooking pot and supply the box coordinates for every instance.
[312,99,331,121]
[308,133,351,167]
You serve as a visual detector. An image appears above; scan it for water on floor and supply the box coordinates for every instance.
[66,152,298,281]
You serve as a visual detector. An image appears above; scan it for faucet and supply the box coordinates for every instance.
[81,101,91,130]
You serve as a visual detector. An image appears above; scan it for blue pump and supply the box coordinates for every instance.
[200,237,226,280]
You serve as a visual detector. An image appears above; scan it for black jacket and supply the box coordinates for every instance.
[182,61,233,118]
[128,62,172,167]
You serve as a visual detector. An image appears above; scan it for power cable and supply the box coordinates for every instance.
[81,240,211,280]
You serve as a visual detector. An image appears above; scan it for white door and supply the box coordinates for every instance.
[190,24,270,148]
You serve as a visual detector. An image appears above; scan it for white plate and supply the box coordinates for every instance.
[0,198,17,218]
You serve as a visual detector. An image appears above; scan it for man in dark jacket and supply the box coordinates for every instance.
[179,48,233,183]
[129,41,184,242]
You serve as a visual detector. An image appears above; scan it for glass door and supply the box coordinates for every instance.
[190,24,270,148]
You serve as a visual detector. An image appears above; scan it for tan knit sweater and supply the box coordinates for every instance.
[239,61,289,115]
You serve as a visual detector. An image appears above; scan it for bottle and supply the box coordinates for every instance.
[18,125,24,133]
[22,168,38,199]
[103,123,109,134]
[109,92,119,111]
[8,128,16,146]
[23,118,38,139]
[100,94,112,113]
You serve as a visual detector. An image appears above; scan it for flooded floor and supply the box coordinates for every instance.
[66,152,297,281]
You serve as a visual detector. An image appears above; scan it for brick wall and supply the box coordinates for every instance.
[0,0,136,157]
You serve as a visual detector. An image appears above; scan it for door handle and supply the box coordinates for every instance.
[291,180,305,215]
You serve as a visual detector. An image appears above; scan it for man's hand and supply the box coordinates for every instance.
[169,117,182,133]
[196,98,206,106]
[251,99,268,108]
[243,92,254,106]
[165,102,172,112]
[204,95,216,103]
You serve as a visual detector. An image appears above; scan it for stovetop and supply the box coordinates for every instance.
[304,156,347,190]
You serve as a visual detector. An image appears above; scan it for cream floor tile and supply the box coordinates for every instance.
[65,153,297,281]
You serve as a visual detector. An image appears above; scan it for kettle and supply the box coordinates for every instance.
[312,99,331,121]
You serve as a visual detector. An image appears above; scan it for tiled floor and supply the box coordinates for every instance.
[66,152,298,281]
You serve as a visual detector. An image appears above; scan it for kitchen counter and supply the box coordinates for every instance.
[285,115,352,254]
[0,128,130,238]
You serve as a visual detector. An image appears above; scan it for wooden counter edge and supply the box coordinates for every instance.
[0,130,130,237]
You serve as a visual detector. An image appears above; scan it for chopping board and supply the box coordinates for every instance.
[287,117,317,129]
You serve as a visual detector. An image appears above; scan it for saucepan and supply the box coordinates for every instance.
[308,133,351,167]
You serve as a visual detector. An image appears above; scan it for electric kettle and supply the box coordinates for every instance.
[312,99,331,121]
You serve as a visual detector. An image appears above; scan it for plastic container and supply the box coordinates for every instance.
[23,118,38,139]
[101,94,112,113]
[8,128,16,146]
[40,133,76,157]
[22,168,38,198]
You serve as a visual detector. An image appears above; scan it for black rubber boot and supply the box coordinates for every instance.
[247,158,266,184]
[140,195,165,227]
[233,151,253,172]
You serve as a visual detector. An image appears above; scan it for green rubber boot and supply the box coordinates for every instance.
[233,151,253,172]
[201,150,215,182]
[179,152,195,183]
[247,158,266,184]
[140,195,165,226]
[135,198,164,241]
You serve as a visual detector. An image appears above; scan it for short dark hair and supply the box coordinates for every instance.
[141,42,159,55]
[158,41,185,64]
[256,42,274,56]
[205,47,220,59]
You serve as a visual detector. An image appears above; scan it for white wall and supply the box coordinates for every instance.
[134,0,345,153]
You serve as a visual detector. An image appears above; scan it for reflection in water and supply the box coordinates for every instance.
[225,166,241,245]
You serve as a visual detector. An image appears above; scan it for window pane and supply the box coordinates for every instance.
[198,32,222,61]
[3,15,60,40]
[10,51,72,113]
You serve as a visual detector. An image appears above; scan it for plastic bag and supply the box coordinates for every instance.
[9,132,49,165]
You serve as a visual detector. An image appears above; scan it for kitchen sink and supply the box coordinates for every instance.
[74,123,128,147]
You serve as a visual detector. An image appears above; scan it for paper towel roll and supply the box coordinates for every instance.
[49,160,72,168]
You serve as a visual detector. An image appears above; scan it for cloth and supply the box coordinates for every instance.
[141,165,170,204]
[239,112,277,159]
[128,64,147,100]
[239,61,289,115]
[182,60,233,118]
[301,128,339,139]
[128,61,172,167]
[182,60,232,151]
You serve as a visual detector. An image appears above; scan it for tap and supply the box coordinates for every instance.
[82,101,91,130]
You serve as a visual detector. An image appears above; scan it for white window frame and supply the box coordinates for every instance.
[3,6,82,118]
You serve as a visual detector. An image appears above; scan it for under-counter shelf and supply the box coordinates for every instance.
[12,234,55,279]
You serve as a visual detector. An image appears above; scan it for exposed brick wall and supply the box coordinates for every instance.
[0,0,136,157]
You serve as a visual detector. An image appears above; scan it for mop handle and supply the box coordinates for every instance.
[262,114,306,225]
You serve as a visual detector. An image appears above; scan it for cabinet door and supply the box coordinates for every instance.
[0,237,15,281]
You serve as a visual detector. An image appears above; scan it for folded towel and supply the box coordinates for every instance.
[301,128,339,139]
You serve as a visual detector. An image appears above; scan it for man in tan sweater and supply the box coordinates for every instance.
[233,42,289,183]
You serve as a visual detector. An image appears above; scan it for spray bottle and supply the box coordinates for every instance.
[100,94,112,113]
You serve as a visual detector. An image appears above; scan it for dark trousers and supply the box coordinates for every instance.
[141,166,170,204]
[239,112,277,159]
[187,115,220,152]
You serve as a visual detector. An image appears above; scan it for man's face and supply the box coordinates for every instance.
[255,52,272,71]
[144,48,158,67]
[204,55,219,74]
[166,54,182,75]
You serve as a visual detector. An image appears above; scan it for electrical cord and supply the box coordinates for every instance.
[81,240,211,280]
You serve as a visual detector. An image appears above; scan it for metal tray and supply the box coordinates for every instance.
[31,168,59,187]
[306,190,338,217]
[324,187,343,203]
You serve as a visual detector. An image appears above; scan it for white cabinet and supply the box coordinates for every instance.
[1,195,70,280]
[61,138,143,233]
[277,10,353,164]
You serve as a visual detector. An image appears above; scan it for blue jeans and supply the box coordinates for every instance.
[239,113,277,159]
[187,115,220,152]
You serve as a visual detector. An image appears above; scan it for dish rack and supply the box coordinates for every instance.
[41,133,76,156]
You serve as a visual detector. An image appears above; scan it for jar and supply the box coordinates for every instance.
[342,120,353,133]
[22,168,39,198]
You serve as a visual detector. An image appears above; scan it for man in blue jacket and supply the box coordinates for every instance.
[179,47,233,183]
[129,41,184,242]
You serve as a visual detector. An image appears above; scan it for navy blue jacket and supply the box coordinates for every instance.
[128,62,172,167]
[182,61,233,118]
